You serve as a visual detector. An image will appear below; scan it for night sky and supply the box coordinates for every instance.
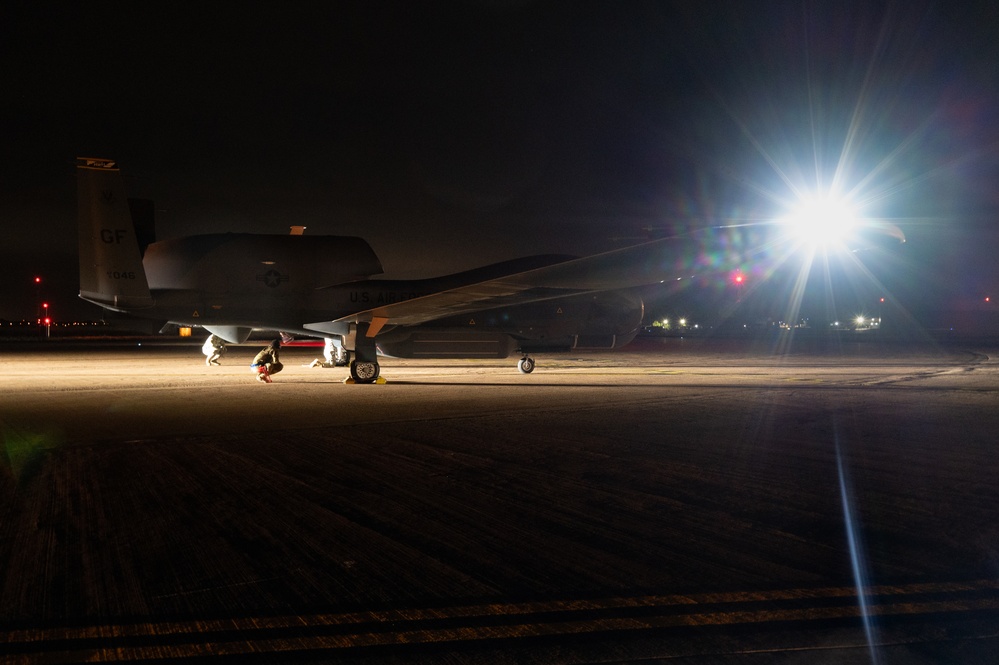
[4,1,998,325]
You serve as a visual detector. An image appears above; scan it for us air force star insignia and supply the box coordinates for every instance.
[256,269,288,288]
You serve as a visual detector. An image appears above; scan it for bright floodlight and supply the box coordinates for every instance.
[783,195,857,246]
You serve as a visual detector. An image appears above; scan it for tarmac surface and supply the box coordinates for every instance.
[2,335,999,663]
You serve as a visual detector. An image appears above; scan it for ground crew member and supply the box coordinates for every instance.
[202,334,226,366]
[250,339,283,383]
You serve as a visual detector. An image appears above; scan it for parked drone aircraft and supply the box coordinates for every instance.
[77,157,903,382]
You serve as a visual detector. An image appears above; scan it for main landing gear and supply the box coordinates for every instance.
[349,359,380,383]
[518,355,536,374]
[342,322,383,384]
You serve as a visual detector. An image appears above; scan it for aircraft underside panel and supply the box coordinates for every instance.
[574,330,640,349]
[572,335,619,349]
[375,328,641,359]
[377,332,517,359]
[517,330,639,353]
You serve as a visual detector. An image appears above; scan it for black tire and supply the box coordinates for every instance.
[350,360,380,383]
[518,357,535,374]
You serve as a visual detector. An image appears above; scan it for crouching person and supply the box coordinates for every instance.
[202,334,226,366]
[250,339,283,383]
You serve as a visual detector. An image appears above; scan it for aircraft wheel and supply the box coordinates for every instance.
[350,360,380,383]
[518,356,536,374]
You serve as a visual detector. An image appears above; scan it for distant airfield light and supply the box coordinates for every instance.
[34,276,41,284]
[855,315,866,326]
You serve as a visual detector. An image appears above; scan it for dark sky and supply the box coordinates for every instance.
[3,0,999,323]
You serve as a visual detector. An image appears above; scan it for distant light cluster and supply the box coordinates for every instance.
[1,319,110,327]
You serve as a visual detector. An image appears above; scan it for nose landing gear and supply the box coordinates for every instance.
[517,355,536,374]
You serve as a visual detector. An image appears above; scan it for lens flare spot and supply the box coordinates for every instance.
[2,424,64,484]
[782,195,857,246]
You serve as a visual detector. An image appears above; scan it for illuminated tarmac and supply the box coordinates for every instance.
[2,337,999,663]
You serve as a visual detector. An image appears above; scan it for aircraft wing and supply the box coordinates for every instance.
[329,228,738,327]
